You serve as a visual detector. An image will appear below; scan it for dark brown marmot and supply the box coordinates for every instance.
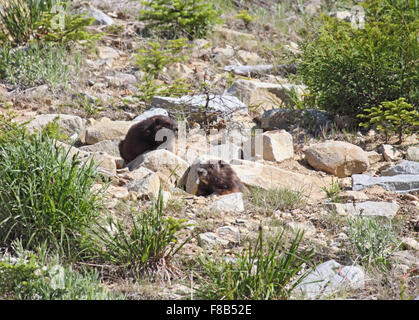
[119,115,177,164]
[196,160,247,197]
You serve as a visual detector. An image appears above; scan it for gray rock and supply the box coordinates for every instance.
[325,201,399,218]
[352,174,419,193]
[152,94,247,120]
[381,160,419,176]
[294,260,365,299]
[25,114,85,140]
[198,232,229,248]
[105,72,136,87]
[133,108,169,122]
[224,64,274,76]
[83,7,114,25]
[261,108,332,133]
[406,146,419,162]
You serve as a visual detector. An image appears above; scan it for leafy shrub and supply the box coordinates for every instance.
[86,189,191,278]
[235,9,254,29]
[0,241,120,300]
[0,119,105,258]
[346,216,400,270]
[138,0,221,40]
[0,0,97,46]
[197,226,315,300]
[358,98,419,143]
[0,42,72,90]
[298,0,418,118]
[136,38,193,78]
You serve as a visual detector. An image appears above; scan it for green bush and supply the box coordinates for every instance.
[346,216,400,270]
[138,0,221,40]
[0,119,106,258]
[0,241,120,300]
[358,97,419,143]
[86,189,191,278]
[0,0,98,46]
[197,226,315,300]
[298,0,418,118]
[0,42,72,90]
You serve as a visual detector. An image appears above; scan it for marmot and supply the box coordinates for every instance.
[119,115,177,164]
[196,160,247,196]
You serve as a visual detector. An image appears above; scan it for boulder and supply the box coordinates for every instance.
[230,159,333,199]
[125,167,161,199]
[260,130,294,162]
[127,149,189,185]
[208,193,245,212]
[379,144,402,161]
[261,108,332,133]
[406,146,419,162]
[83,120,133,145]
[304,141,369,177]
[25,114,85,140]
[294,260,365,299]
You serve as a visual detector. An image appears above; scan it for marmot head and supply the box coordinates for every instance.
[197,160,232,184]
[147,115,178,138]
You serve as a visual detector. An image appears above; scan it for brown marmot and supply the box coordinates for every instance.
[119,115,178,164]
[196,160,247,196]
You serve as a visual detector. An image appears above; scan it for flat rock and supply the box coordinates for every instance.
[230,159,333,200]
[208,193,245,212]
[152,94,247,117]
[325,201,399,218]
[381,160,419,176]
[83,120,133,145]
[352,174,419,193]
[305,141,369,178]
[294,260,365,299]
[133,108,169,122]
[224,64,274,76]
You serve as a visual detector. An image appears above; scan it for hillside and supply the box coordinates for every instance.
[0,0,417,300]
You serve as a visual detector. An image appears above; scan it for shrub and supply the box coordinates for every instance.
[136,38,193,78]
[0,42,72,90]
[138,0,221,40]
[0,120,106,258]
[197,226,315,300]
[298,0,418,118]
[346,216,400,270]
[0,241,120,300]
[0,0,97,46]
[86,189,191,278]
[358,97,419,143]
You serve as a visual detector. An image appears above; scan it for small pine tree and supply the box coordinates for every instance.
[138,0,221,40]
[358,98,419,143]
